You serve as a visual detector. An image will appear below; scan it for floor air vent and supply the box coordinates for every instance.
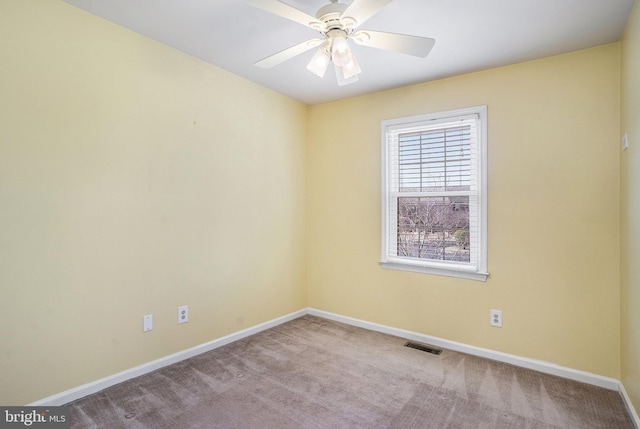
[404,341,442,355]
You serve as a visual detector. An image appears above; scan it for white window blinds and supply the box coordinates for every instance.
[381,106,488,281]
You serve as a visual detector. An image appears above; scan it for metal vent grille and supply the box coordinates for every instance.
[404,341,442,355]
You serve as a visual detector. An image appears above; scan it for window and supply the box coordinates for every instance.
[381,106,488,281]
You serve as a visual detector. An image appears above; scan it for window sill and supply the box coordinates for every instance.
[379,260,489,282]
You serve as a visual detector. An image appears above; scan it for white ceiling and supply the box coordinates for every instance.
[62,0,635,105]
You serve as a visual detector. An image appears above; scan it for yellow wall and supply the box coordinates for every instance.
[307,44,622,378]
[0,1,307,405]
[621,0,640,412]
[0,0,631,408]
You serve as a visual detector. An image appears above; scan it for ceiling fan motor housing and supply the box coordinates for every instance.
[315,2,355,32]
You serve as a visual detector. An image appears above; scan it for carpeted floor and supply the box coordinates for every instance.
[68,315,635,428]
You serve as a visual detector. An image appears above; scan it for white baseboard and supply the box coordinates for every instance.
[29,306,640,428]
[29,309,307,406]
[308,308,640,428]
[308,308,619,389]
[619,381,640,429]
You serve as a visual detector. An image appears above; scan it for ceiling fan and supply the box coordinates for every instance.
[245,0,435,86]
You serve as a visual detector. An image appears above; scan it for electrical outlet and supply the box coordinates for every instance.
[490,310,502,328]
[178,305,188,324]
[143,314,153,332]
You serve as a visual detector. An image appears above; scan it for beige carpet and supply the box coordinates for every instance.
[68,315,635,428]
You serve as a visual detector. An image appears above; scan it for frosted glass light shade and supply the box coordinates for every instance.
[306,49,330,77]
[331,36,352,67]
[335,64,359,86]
[341,56,361,79]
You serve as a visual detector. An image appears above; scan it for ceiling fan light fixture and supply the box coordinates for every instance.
[335,63,359,86]
[306,49,331,78]
[331,36,353,67]
[341,55,361,80]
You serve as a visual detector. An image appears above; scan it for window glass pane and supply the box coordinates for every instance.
[397,196,470,262]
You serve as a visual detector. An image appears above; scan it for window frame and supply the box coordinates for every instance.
[380,106,489,281]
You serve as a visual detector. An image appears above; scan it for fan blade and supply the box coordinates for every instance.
[351,30,435,57]
[255,38,325,69]
[245,0,325,31]
[342,0,393,27]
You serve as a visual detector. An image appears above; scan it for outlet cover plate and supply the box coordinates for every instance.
[178,305,188,324]
[490,310,502,328]
[143,314,153,332]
